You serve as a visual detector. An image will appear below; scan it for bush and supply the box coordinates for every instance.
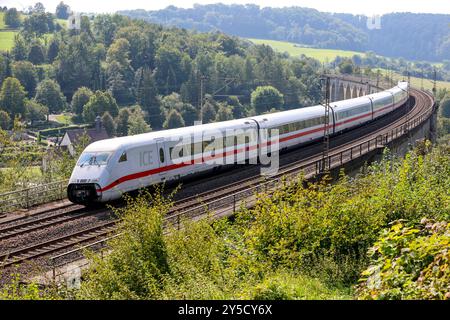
[356,220,450,300]
[75,144,448,300]
[244,272,350,300]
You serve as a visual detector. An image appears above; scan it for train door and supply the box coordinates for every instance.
[156,139,168,182]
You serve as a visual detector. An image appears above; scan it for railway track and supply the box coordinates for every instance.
[0,88,434,269]
[0,206,104,241]
[0,220,116,267]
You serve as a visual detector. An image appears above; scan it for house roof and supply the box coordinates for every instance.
[64,127,110,145]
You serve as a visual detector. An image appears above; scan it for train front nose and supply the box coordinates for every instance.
[67,183,102,205]
[67,165,108,205]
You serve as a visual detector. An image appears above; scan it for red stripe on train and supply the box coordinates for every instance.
[98,108,385,192]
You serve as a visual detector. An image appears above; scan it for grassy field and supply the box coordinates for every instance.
[0,12,65,52]
[248,38,450,92]
[0,31,16,51]
[0,12,5,29]
[248,38,362,63]
[55,113,74,125]
[375,68,450,91]
[0,12,19,52]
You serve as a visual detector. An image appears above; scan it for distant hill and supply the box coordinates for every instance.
[118,4,450,62]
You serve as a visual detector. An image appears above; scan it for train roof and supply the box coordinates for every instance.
[367,90,393,100]
[332,96,371,111]
[84,118,257,153]
[250,105,325,126]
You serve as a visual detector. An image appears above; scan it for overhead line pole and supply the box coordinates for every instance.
[320,75,331,173]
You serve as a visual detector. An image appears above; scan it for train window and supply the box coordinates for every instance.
[159,148,165,163]
[77,152,112,167]
[119,152,127,163]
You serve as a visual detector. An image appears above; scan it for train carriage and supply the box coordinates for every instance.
[331,96,373,133]
[68,119,258,204]
[387,81,409,110]
[369,91,395,119]
[250,105,329,151]
[68,82,410,205]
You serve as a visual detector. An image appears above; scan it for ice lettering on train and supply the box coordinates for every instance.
[139,150,153,166]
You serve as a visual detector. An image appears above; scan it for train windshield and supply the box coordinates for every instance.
[77,152,112,167]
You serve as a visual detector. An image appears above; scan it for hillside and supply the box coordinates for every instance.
[248,38,450,91]
[119,4,450,62]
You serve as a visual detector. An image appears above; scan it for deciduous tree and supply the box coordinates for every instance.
[251,86,284,114]
[0,77,26,118]
[163,109,185,129]
[35,79,67,116]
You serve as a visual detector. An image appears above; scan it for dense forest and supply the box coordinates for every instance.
[0,3,324,135]
[119,4,450,62]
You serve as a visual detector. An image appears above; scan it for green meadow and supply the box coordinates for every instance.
[247,38,362,63]
[0,12,19,51]
[248,38,450,92]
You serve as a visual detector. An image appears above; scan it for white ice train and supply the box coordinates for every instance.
[67,81,409,205]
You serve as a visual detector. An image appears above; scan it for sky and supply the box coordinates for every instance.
[3,0,450,16]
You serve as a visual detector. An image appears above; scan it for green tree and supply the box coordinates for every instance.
[55,1,70,19]
[440,96,450,118]
[0,110,11,130]
[135,67,163,129]
[55,35,99,97]
[115,108,130,137]
[155,46,185,94]
[4,8,21,28]
[35,79,67,115]
[93,14,121,47]
[101,111,116,137]
[0,77,27,118]
[181,103,197,126]
[227,96,245,119]
[338,60,354,75]
[28,43,46,65]
[22,12,50,37]
[163,109,185,129]
[251,86,284,114]
[106,38,134,104]
[12,61,37,97]
[215,103,233,121]
[12,35,28,61]
[201,100,216,124]
[82,90,119,123]
[128,106,151,135]
[25,99,48,124]
[71,86,93,115]
[47,38,59,63]
[32,2,46,13]
[115,25,156,69]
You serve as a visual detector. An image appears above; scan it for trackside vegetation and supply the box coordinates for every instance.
[1,142,448,300]
[77,142,449,300]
